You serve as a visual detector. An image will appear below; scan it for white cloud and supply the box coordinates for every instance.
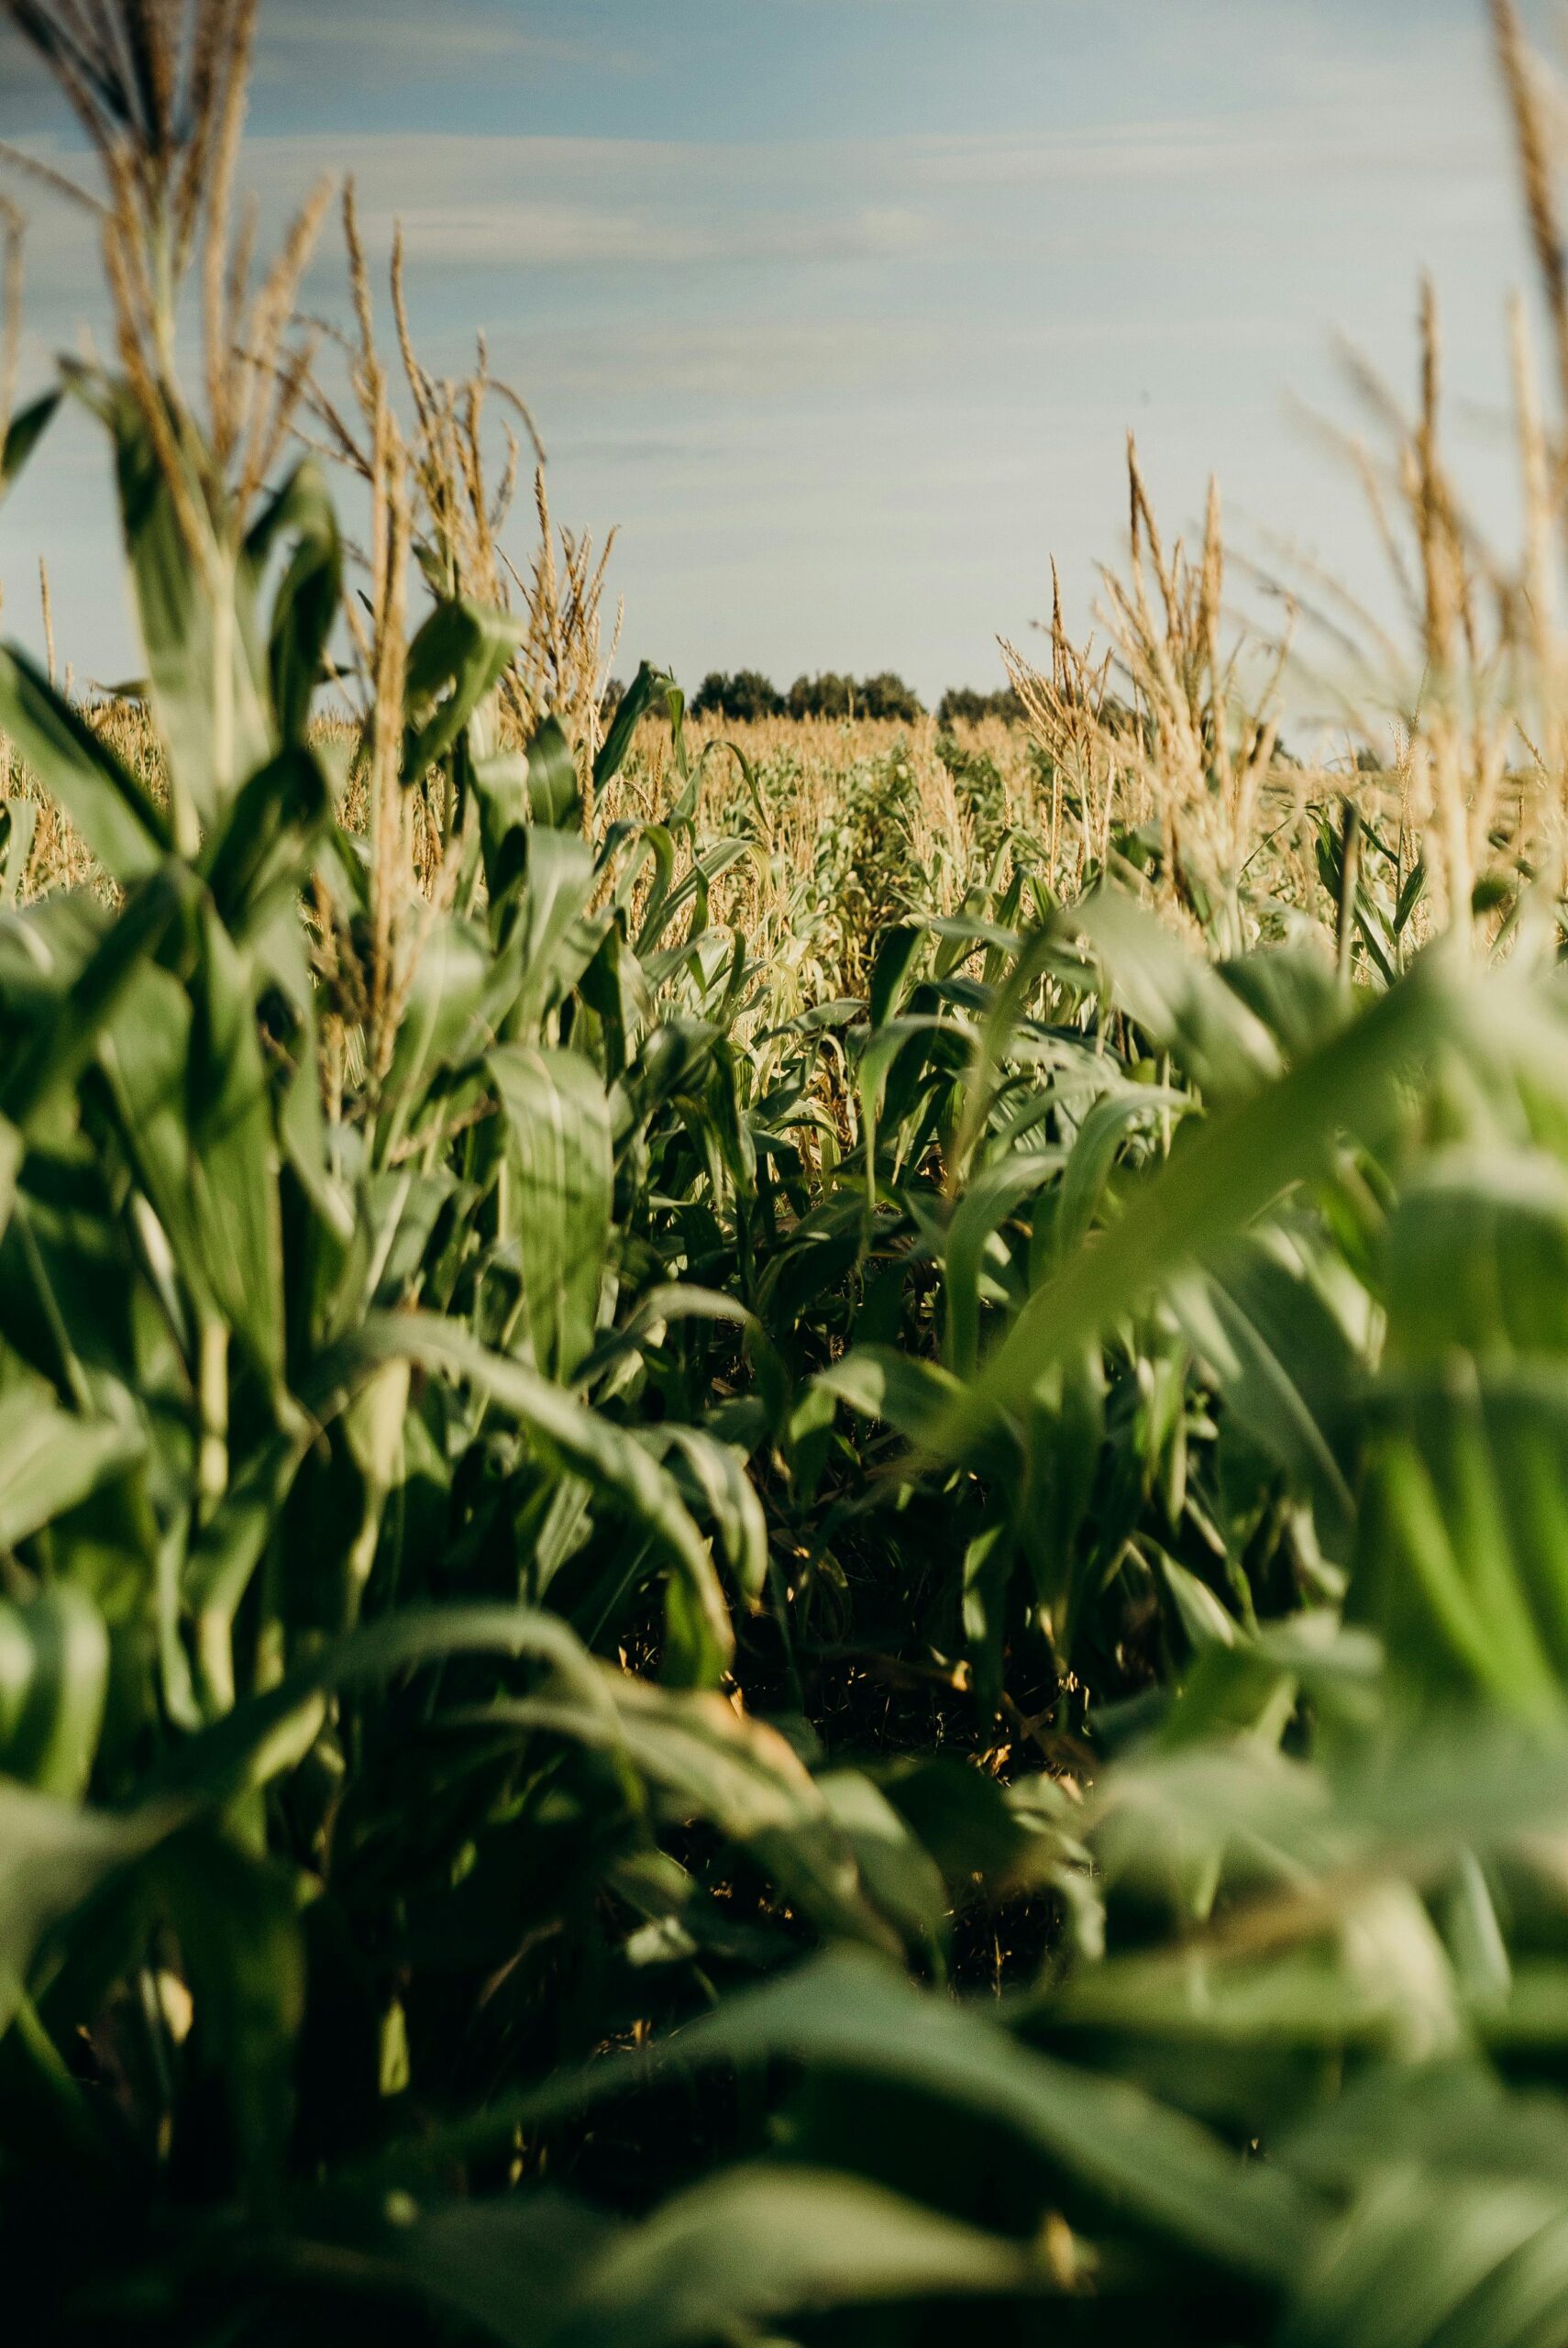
[507,305,1305,415]
[903,105,1501,193]
[374,197,938,270]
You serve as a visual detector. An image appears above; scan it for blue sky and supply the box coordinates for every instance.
[0,0,1551,701]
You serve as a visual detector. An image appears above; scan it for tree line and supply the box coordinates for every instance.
[616,670,1025,725]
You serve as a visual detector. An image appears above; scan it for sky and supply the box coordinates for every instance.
[0,0,1556,703]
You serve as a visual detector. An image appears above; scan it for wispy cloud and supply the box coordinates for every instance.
[377,198,937,270]
[526,310,1305,407]
[903,105,1499,192]
[0,128,941,289]
[255,0,651,83]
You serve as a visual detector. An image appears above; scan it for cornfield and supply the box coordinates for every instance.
[10,1,1568,2342]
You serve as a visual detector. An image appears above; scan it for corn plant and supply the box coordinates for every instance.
[9,3,1568,2345]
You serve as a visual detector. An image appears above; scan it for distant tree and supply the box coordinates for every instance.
[599,675,628,719]
[691,670,785,722]
[784,671,922,721]
[856,671,925,723]
[936,685,1023,725]
[689,670,928,723]
[787,672,845,719]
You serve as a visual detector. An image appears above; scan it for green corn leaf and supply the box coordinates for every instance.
[0,1386,143,1556]
[1015,1341,1106,1653]
[96,962,204,1284]
[962,1518,1014,1716]
[640,1424,768,1611]
[563,2165,1042,2348]
[83,370,271,832]
[944,1151,1058,1376]
[1041,1882,1469,2088]
[1222,942,1348,1061]
[0,390,61,504]
[186,903,285,1379]
[364,2165,1039,2348]
[817,1768,953,1955]
[90,897,284,1384]
[577,1285,787,1429]
[488,1044,613,1380]
[345,1316,735,1683]
[242,459,342,745]
[546,1948,1321,2287]
[528,714,581,830]
[593,660,680,799]
[613,821,677,935]
[1172,1224,1363,1561]
[1076,889,1286,1102]
[868,924,926,1031]
[615,1020,720,1152]
[325,2196,613,2346]
[1278,2165,1568,2348]
[379,912,497,1156]
[0,1583,109,1799]
[0,1610,591,2043]
[471,1667,896,1949]
[469,745,532,905]
[0,892,107,1019]
[6,865,193,1136]
[1355,1369,1568,1718]
[503,825,605,1036]
[182,1425,318,1713]
[199,744,333,934]
[0,1781,171,2041]
[0,1115,19,1239]
[927,943,1476,1458]
[402,598,525,779]
[1385,1146,1568,1362]
[0,645,171,884]
[1081,1708,1568,1916]
[147,1832,305,2195]
[148,1602,593,1811]
[1053,1084,1193,1261]
[816,1345,966,1449]
[856,1013,965,1207]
